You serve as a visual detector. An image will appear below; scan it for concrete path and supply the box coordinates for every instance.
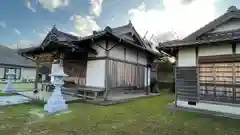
[0,95,31,106]
[18,91,82,103]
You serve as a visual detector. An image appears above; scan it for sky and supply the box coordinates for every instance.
[0,0,240,49]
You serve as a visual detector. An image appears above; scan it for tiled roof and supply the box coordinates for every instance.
[199,28,240,40]
[184,6,240,40]
[0,45,35,67]
[158,6,240,50]
[19,22,161,58]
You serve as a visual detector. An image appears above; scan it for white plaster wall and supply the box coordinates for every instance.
[0,67,4,78]
[177,100,240,115]
[86,60,105,87]
[108,44,125,60]
[198,44,232,56]
[88,41,106,57]
[126,48,137,63]
[236,43,240,54]
[144,67,147,86]
[148,68,150,86]
[212,19,240,33]
[178,47,196,67]
[178,45,232,67]
[138,52,147,65]
[107,40,148,65]
[144,67,151,86]
[21,68,36,80]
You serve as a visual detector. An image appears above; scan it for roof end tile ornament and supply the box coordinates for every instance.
[227,6,238,13]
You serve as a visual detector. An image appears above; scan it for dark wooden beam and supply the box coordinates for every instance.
[174,48,179,107]
[195,46,200,102]
[199,54,240,63]
[107,43,119,51]
[232,43,236,54]
[34,61,40,90]
[136,51,139,88]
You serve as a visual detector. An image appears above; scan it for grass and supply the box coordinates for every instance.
[0,91,240,135]
[0,92,17,96]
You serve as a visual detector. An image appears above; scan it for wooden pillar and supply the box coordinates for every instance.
[34,61,40,90]
[175,49,179,107]
[136,51,139,89]
[196,46,200,102]
[124,47,126,85]
[232,43,236,102]
[60,52,64,66]
[104,40,109,100]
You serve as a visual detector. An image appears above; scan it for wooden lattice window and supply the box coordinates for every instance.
[199,62,239,103]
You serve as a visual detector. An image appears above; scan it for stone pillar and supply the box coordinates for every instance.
[3,69,16,93]
[44,62,68,114]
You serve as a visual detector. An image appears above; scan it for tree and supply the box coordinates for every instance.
[156,57,175,93]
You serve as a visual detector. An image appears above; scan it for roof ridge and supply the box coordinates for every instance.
[52,26,80,40]
[227,6,238,13]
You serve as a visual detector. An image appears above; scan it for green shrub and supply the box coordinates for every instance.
[157,81,175,93]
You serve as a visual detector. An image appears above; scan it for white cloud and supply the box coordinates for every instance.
[70,15,100,36]
[9,40,34,49]
[38,26,52,40]
[68,1,102,37]
[26,0,36,12]
[90,0,104,17]
[14,28,21,35]
[38,0,69,12]
[0,20,6,28]
[128,0,218,43]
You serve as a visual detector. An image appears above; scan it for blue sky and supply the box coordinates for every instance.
[0,0,240,49]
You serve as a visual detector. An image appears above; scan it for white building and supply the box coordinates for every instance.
[158,6,240,119]
[0,45,36,82]
[19,22,162,100]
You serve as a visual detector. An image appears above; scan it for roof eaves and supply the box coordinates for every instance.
[17,46,40,53]
[130,25,146,47]
[158,37,240,49]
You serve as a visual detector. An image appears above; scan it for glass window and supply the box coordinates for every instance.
[4,68,21,80]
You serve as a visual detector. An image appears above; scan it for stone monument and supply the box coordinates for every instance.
[44,62,68,114]
[3,69,16,93]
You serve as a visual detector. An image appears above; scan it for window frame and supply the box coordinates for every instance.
[198,54,240,104]
[3,67,21,80]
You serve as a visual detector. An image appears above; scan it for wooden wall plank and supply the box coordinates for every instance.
[176,67,198,102]
[107,59,145,89]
